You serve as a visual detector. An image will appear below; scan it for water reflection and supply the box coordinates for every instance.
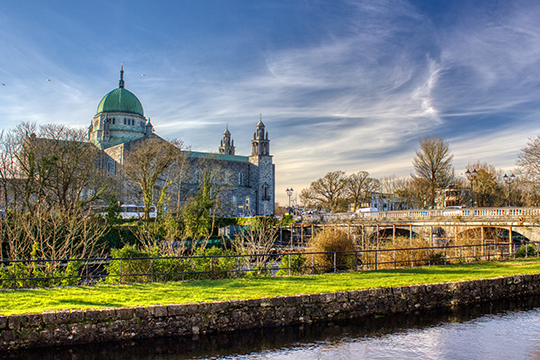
[4,296,540,360]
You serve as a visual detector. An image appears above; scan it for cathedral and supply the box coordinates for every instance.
[88,65,275,216]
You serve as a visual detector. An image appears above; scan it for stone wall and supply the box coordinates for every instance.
[2,274,540,351]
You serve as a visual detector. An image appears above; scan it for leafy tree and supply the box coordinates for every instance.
[182,167,219,237]
[412,135,454,208]
[104,194,122,224]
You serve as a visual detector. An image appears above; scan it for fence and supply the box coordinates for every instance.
[0,242,538,289]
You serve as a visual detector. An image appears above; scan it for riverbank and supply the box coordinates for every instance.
[2,270,540,350]
[3,259,540,316]
[2,259,540,350]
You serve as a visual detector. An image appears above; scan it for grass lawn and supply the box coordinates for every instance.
[2,258,540,316]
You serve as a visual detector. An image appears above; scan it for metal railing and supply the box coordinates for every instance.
[0,242,537,289]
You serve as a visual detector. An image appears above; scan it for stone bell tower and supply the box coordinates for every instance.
[219,124,235,155]
[249,115,275,215]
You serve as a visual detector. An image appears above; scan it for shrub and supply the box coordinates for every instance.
[374,236,431,269]
[184,247,242,280]
[0,261,82,289]
[308,228,355,273]
[246,262,273,277]
[515,244,537,258]
[276,254,307,276]
[105,245,157,283]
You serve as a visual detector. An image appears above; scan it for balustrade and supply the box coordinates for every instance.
[301,207,540,223]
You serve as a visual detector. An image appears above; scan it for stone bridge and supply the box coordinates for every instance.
[282,207,540,249]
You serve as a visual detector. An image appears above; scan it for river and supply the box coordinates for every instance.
[4,297,540,359]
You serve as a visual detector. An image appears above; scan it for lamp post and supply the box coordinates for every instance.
[503,173,515,206]
[465,169,477,207]
[286,188,293,212]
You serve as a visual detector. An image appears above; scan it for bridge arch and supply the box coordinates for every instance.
[453,226,531,246]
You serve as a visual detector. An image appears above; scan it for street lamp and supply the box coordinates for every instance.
[286,188,294,211]
[465,169,477,207]
[503,173,515,206]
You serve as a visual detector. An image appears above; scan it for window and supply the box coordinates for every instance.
[107,161,115,174]
[112,118,115,124]
[124,118,126,125]
[238,173,244,186]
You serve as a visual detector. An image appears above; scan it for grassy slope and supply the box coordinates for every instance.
[2,259,540,316]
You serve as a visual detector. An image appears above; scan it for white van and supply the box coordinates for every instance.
[120,204,157,219]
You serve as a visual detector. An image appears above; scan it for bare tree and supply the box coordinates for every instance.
[122,136,187,219]
[379,174,410,210]
[466,162,503,207]
[300,171,348,212]
[516,135,540,205]
[345,171,380,211]
[412,135,454,208]
[232,217,278,275]
[2,123,108,216]
[405,177,431,209]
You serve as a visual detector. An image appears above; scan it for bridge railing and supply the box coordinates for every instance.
[302,207,540,223]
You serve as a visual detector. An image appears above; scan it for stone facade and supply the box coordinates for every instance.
[2,274,540,351]
[87,66,275,216]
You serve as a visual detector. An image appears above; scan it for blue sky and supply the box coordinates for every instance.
[2,0,540,205]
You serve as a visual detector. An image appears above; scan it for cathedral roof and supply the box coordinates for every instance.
[97,88,144,116]
[96,64,144,116]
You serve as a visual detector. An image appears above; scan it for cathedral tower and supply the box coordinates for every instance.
[249,115,275,215]
[219,124,235,155]
[251,115,270,156]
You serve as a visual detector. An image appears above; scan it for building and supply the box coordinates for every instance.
[436,186,469,209]
[88,65,275,216]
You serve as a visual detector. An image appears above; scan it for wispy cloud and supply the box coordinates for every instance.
[2,1,540,205]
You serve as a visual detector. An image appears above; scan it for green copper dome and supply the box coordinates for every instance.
[97,88,144,116]
[96,64,144,116]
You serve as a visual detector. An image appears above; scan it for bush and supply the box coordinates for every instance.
[373,236,432,269]
[515,244,537,258]
[105,245,244,283]
[184,247,242,280]
[308,228,355,273]
[276,254,307,276]
[246,262,273,277]
[0,261,82,289]
[105,245,157,283]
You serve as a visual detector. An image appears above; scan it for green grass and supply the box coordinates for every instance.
[2,258,540,316]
